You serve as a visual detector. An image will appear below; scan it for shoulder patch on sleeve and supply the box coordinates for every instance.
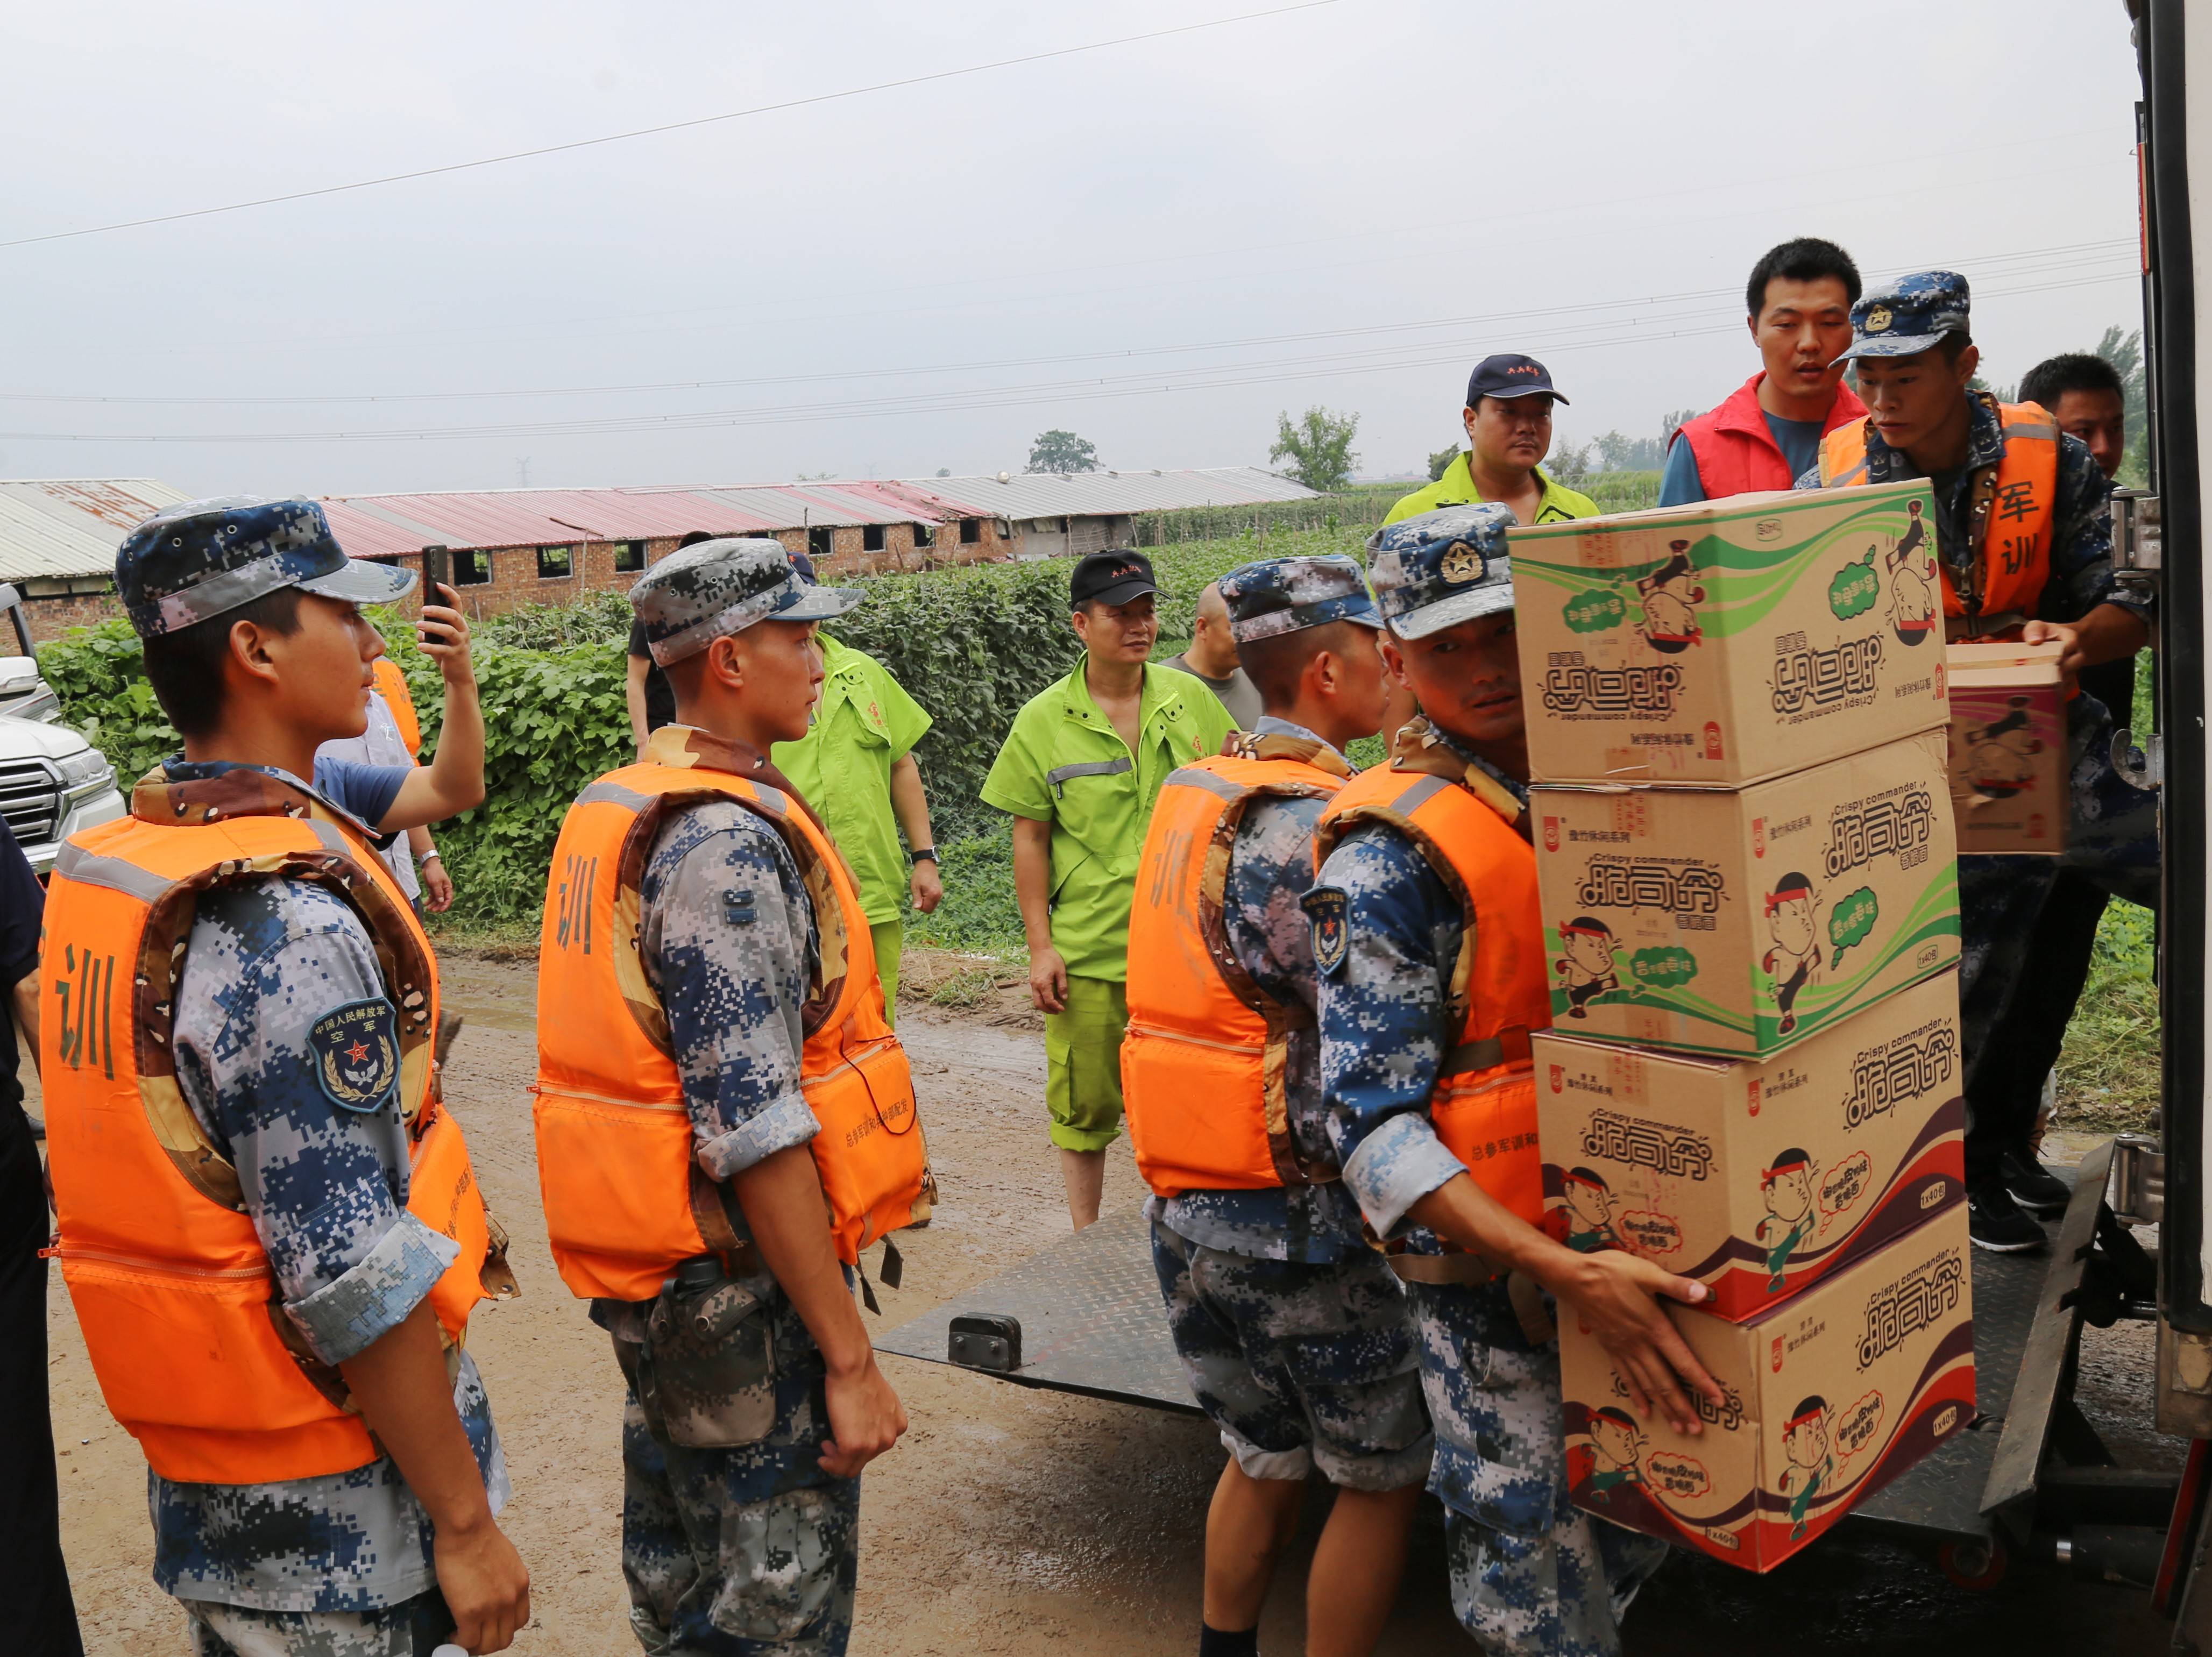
[308,998,401,1113]
[1302,884,1350,977]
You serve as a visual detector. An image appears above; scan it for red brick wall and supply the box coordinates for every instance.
[9,517,1017,640]
[22,589,126,643]
[390,520,1011,620]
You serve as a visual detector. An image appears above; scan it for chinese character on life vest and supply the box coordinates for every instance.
[1996,480,2038,524]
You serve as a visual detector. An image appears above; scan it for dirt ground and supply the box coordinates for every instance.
[36,951,2181,1655]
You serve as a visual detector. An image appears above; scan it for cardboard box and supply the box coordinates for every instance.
[1511,480,1949,787]
[1561,1204,1975,1572]
[1946,641,2067,855]
[1535,970,1964,1321]
[1534,729,1958,1057]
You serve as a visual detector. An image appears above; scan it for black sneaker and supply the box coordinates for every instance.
[2000,1148,2072,1215]
[1968,1180,2046,1253]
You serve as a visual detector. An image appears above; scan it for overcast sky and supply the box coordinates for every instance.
[0,1,2145,498]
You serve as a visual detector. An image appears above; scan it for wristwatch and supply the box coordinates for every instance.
[909,848,938,864]
[421,850,443,863]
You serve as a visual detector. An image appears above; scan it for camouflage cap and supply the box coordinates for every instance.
[1365,502,1516,639]
[1217,554,1381,643]
[115,495,414,639]
[630,536,864,666]
[1833,271,1970,364]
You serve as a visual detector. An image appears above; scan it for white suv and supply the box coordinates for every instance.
[0,584,126,873]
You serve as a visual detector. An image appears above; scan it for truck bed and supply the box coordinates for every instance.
[878,1182,2079,1549]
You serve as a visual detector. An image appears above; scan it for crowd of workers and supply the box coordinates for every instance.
[2,231,2157,1657]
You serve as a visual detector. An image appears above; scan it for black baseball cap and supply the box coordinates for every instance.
[1465,353,1569,407]
[1070,549,1158,609]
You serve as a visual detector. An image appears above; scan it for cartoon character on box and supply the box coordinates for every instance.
[1781,1396,1836,1541]
[1963,696,2044,800]
[1555,916,1619,1019]
[1584,1405,1647,1504]
[1760,873,1821,1036]
[1886,498,1938,645]
[1635,539,1705,653]
[1560,1166,1624,1254]
[1755,1148,1816,1293]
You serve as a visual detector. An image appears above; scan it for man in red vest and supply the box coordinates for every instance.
[1659,238,1868,504]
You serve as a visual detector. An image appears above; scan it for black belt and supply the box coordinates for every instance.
[1440,1027,1533,1074]
[1947,611,2027,643]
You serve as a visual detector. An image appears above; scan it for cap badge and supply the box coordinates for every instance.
[1864,305,1892,333]
[1440,542,1484,585]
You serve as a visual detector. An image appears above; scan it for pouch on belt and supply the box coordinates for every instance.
[635,1258,777,1448]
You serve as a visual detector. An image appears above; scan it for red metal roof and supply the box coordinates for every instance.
[316,468,1313,559]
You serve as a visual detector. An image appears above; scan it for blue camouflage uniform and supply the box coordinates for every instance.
[1805,272,2158,1188]
[97,498,504,1657]
[597,540,878,1656]
[1145,557,1433,1494]
[158,760,511,1654]
[1314,507,1668,1656]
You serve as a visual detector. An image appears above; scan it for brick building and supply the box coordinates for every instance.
[0,468,1318,639]
[315,480,1016,618]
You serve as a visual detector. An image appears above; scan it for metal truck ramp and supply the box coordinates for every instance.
[877,1208,1196,1414]
[880,1154,2119,1563]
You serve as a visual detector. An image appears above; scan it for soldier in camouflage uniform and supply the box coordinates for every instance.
[85,499,529,1655]
[1142,556,1429,1657]
[1802,272,2158,1251]
[592,540,910,1655]
[1311,507,1724,1657]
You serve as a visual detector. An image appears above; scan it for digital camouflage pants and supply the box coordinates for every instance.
[180,1590,451,1656]
[1150,1218,1433,1490]
[616,1332,860,1656]
[1409,1278,1669,1657]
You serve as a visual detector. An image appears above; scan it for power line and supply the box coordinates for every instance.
[0,264,2136,444]
[0,238,2135,408]
[0,2,1343,252]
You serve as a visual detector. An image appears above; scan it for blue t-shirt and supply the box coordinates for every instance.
[1658,410,1828,506]
[311,756,409,833]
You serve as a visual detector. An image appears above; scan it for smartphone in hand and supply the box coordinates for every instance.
[422,544,451,595]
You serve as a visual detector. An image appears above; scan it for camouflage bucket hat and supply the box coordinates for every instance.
[116,495,414,638]
[1217,554,1382,643]
[631,536,864,665]
[1366,502,1517,639]
[1834,271,1970,364]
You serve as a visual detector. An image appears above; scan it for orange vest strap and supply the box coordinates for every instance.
[47,839,172,901]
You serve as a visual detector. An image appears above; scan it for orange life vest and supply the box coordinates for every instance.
[41,769,490,1487]
[371,656,422,758]
[1819,399,2060,642]
[1312,743,1551,1226]
[533,733,931,1303]
[1121,740,1348,1198]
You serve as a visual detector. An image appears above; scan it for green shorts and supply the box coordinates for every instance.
[870,919,903,1028]
[1045,974,1128,1152]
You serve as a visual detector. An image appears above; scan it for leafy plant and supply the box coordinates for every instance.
[38,527,1362,928]
[2054,898,2158,1132]
[1270,406,1360,493]
[1546,437,1594,486]
[1427,445,1460,482]
[1026,430,1099,474]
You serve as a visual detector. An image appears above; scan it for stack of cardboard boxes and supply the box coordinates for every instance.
[1508,481,1977,1571]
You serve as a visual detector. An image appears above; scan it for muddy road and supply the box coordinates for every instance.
[38,954,2175,1654]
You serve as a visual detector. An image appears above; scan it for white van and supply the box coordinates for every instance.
[0,582,126,873]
